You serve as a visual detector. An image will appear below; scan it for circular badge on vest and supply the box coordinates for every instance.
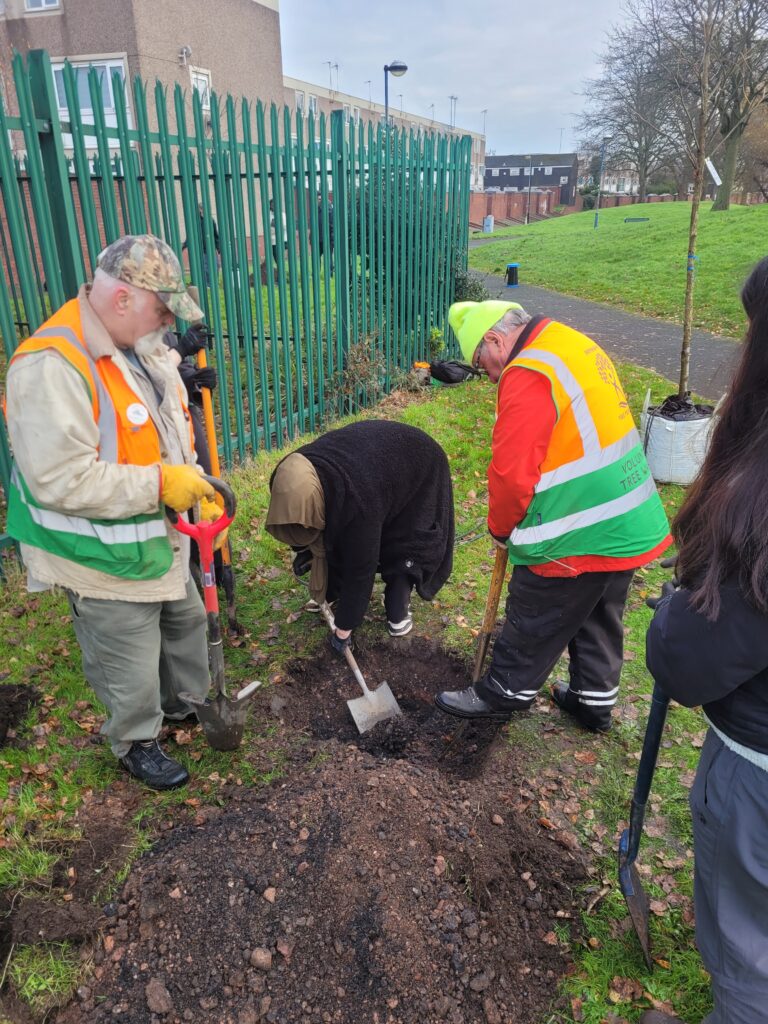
[126,402,149,426]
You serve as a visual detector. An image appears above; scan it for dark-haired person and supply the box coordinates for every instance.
[265,421,454,648]
[642,256,768,1024]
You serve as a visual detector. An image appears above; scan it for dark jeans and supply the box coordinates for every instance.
[326,569,412,625]
[476,565,634,729]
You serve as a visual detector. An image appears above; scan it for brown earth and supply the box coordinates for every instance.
[0,638,593,1023]
[46,639,589,1024]
[0,681,39,748]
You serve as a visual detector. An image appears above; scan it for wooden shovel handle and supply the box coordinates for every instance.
[472,546,509,683]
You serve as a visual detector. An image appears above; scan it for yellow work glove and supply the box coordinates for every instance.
[160,463,214,513]
[199,495,229,551]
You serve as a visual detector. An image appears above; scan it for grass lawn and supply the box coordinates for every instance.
[0,362,708,1023]
[469,201,767,339]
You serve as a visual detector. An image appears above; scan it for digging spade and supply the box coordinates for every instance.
[169,476,261,751]
[320,602,402,733]
[618,681,670,969]
[439,545,509,759]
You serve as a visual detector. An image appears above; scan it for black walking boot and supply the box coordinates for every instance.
[434,685,512,721]
[550,682,612,733]
[120,739,190,790]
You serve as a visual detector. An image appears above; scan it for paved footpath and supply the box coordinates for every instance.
[473,269,740,400]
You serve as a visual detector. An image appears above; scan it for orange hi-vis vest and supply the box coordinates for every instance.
[498,320,670,566]
[7,300,192,579]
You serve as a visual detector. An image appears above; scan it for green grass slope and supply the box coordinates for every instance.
[470,201,767,338]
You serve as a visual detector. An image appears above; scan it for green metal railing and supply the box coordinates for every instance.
[0,49,471,559]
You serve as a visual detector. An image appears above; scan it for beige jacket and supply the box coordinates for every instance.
[5,288,196,602]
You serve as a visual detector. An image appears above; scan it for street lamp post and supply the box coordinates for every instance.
[593,136,610,230]
[383,59,407,131]
[525,156,533,225]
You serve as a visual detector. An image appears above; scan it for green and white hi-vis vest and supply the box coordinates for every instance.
[7,314,173,580]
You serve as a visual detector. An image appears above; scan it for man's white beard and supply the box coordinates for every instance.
[134,329,166,357]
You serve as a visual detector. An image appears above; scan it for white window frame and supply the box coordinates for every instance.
[190,66,211,111]
[508,167,518,176]
[343,103,350,123]
[51,56,127,119]
[308,94,318,116]
[351,105,360,124]
[545,166,553,175]
[560,175,568,185]
[490,167,499,177]
[295,90,305,113]
[25,0,60,9]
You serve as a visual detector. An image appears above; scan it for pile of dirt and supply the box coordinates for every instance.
[62,749,585,1024]
[53,639,587,1024]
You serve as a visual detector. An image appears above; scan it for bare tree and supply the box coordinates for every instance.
[711,0,768,210]
[578,25,674,200]
[740,101,768,197]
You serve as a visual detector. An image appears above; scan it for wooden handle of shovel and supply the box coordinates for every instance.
[472,546,509,683]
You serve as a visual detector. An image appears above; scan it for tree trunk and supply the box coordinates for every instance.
[679,138,708,397]
[712,126,744,211]
[638,163,647,203]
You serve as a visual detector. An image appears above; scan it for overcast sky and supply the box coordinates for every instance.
[279,0,629,155]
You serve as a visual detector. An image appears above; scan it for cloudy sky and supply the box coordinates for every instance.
[279,0,629,155]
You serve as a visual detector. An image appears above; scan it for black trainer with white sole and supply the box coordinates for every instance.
[387,612,413,637]
[120,739,190,790]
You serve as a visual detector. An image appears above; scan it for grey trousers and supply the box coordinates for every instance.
[66,578,209,757]
[690,730,768,1024]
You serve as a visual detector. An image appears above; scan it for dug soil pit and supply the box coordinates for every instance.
[0,682,39,748]
[277,636,504,776]
[61,748,586,1024]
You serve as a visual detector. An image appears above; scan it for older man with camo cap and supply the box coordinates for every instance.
[5,234,225,790]
[434,300,671,733]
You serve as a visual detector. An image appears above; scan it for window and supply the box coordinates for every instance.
[190,68,211,110]
[295,90,305,112]
[490,168,499,177]
[26,0,59,9]
[308,94,318,115]
[351,105,360,124]
[52,58,126,117]
[545,166,553,175]
[343,103,350,124]
[508,167,518,176]
[560,175,568,185]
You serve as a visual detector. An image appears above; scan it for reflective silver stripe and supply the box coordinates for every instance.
[580,697,618,707]
[511,476,657,545]
[517,348,600,457]
[30,327,119,463]
[572,685,619,699]
[12,464,166,545]
[537,430,640,493]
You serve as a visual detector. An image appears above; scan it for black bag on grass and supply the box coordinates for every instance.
[429,360,481,385]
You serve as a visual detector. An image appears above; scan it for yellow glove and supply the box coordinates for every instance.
[160,463,214,512]
[199,495,229,551]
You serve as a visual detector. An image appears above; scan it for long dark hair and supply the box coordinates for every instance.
[675,256,768,619]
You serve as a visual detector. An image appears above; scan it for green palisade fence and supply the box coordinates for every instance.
[0,49,471,564]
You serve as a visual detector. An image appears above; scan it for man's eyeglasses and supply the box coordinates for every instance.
[472,341,485,371]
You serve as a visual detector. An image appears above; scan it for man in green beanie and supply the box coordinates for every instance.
[434,301,671,732]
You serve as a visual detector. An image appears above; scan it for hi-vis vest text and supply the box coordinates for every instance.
[7,303,178,579]
[500,321,670,566]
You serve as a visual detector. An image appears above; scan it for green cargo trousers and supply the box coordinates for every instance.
[66,578,209,757]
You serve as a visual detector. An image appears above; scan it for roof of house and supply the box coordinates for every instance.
[485,153,577,168]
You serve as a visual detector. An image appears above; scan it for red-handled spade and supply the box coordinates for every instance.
[167,475,260,750]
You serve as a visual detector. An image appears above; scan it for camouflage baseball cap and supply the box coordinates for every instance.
[97,234,203,321]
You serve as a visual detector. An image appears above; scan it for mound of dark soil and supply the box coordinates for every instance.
[63,748,585,1024]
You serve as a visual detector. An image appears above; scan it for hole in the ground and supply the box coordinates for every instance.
[281,636,503,776]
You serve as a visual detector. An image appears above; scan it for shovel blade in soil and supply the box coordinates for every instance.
[618,827,653,970]
[178,681,261,751]
[347,681,402,734]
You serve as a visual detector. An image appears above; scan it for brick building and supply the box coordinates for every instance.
[284,77,486,191]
